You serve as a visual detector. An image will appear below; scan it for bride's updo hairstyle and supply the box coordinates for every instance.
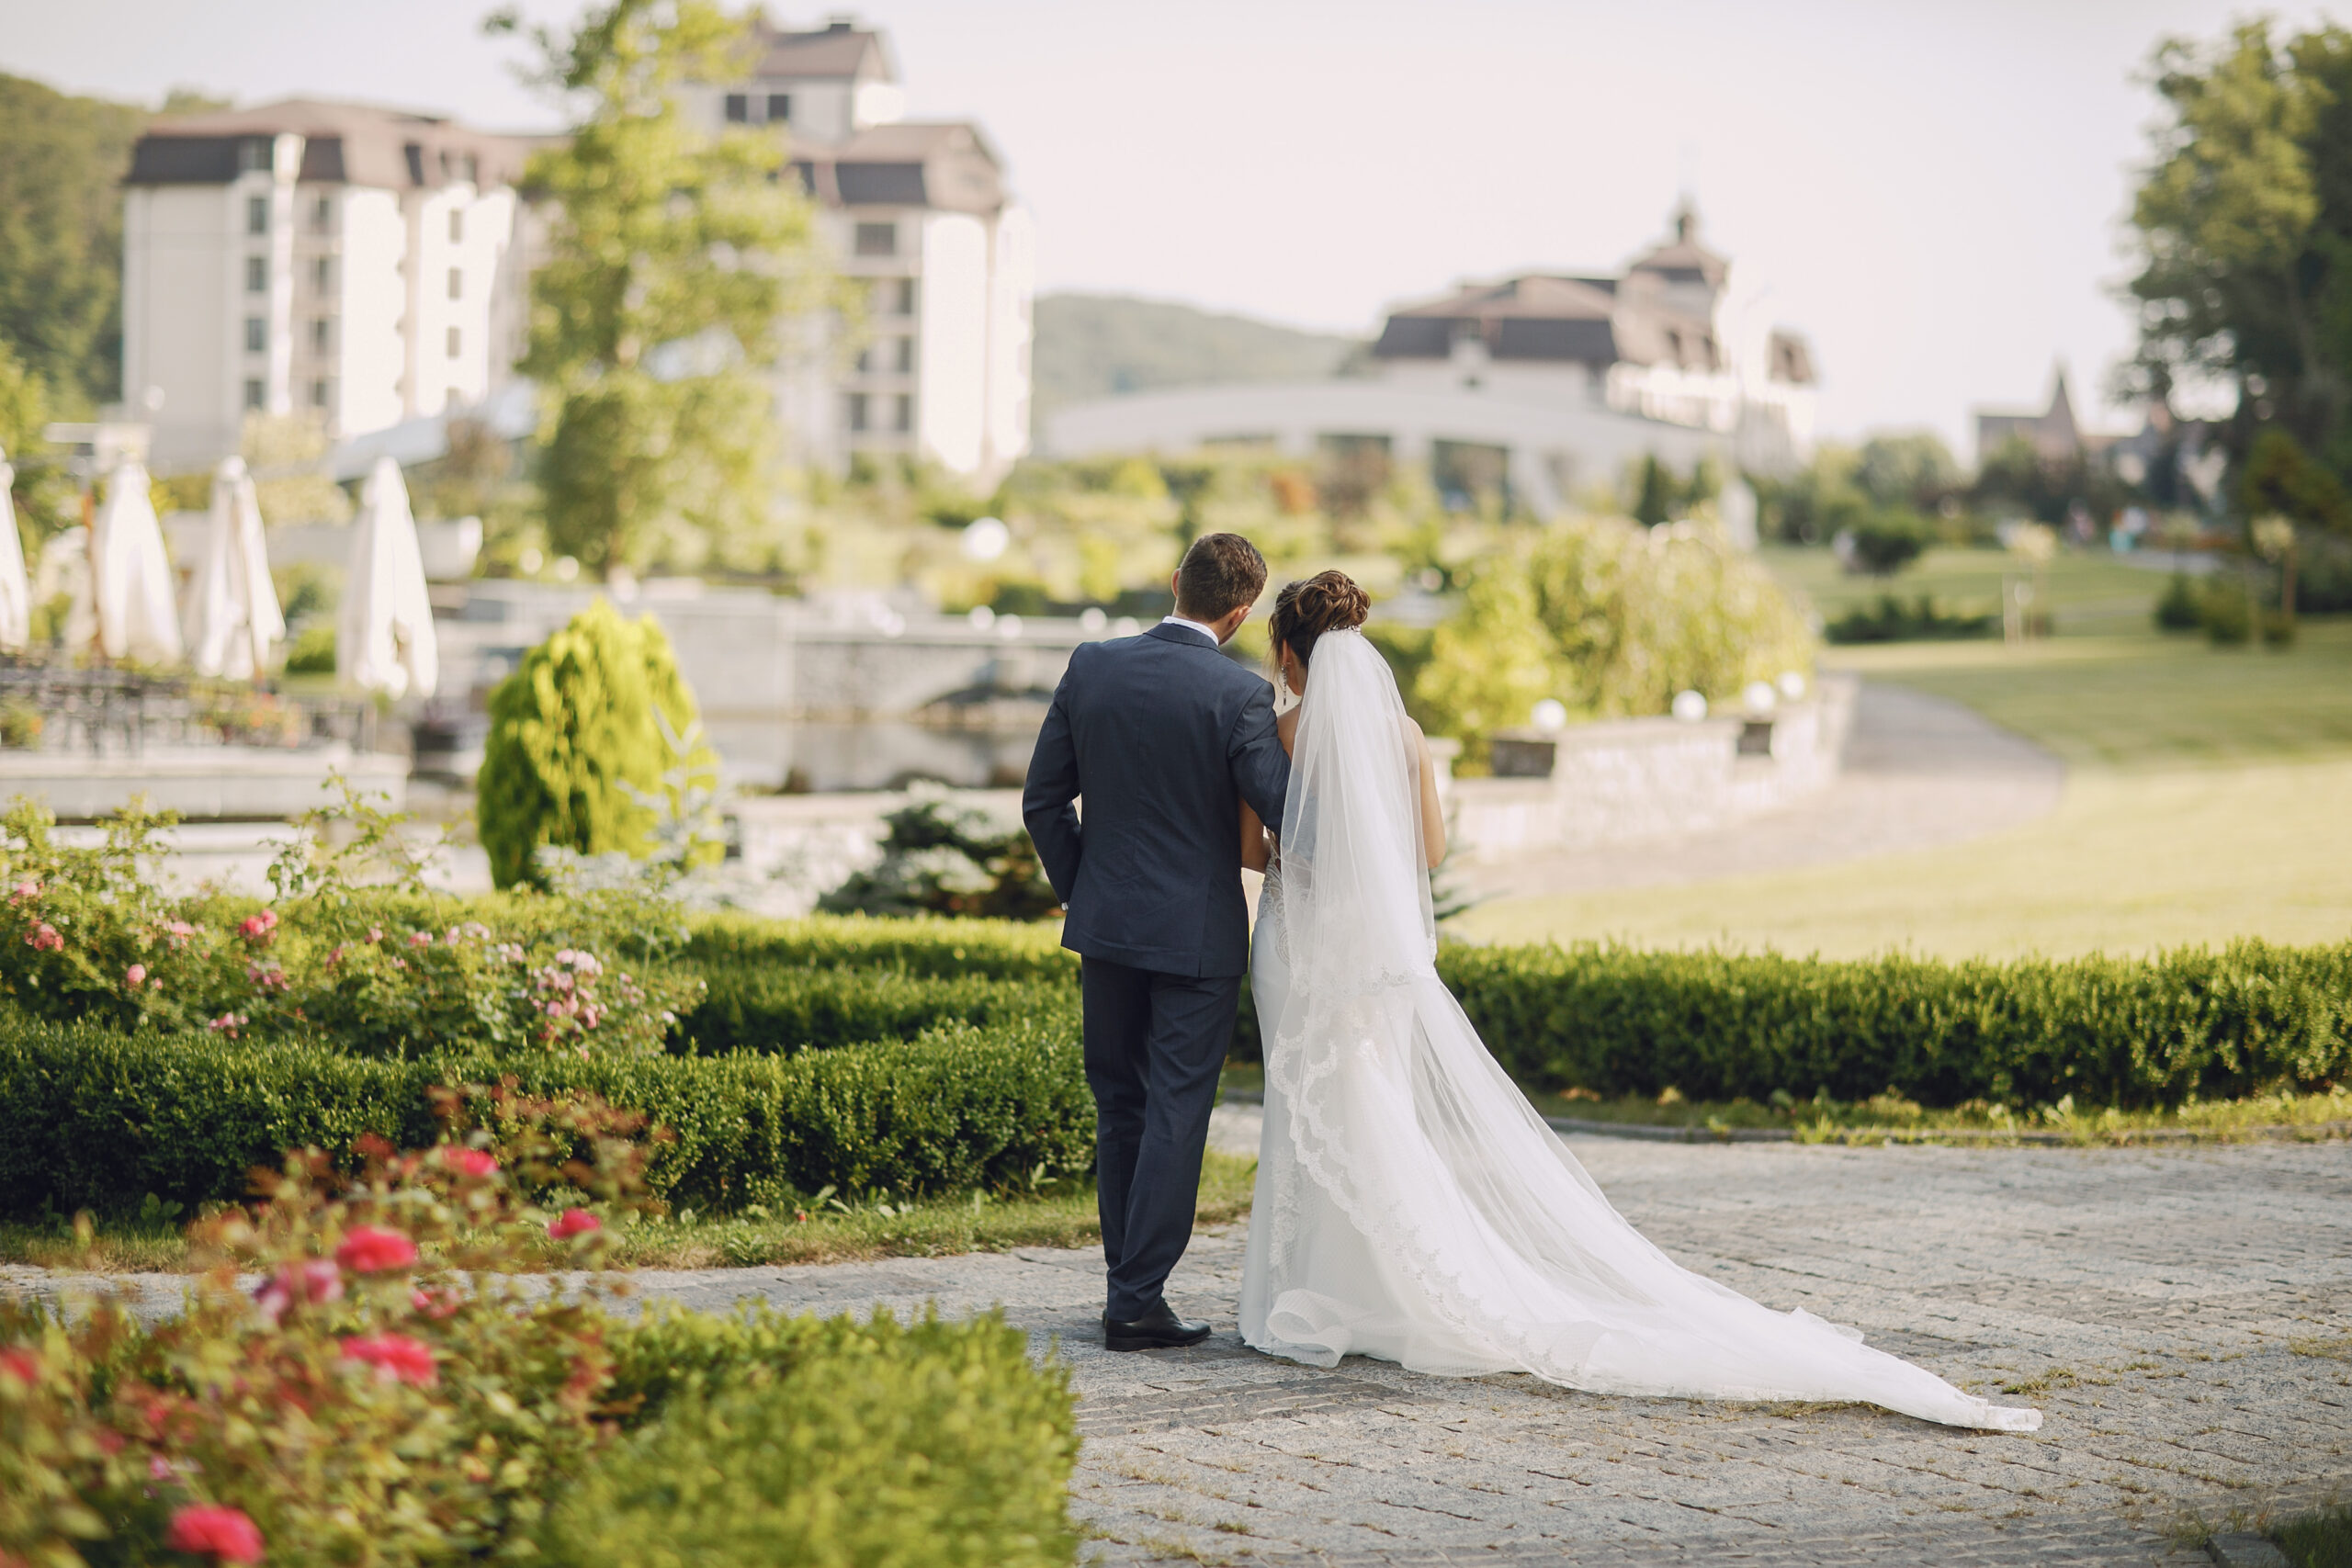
[1268,570,1371,672]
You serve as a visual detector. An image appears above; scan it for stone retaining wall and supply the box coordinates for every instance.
[1449,673,1857,860]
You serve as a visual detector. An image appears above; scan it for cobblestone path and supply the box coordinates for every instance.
[635,1140,2349,1567]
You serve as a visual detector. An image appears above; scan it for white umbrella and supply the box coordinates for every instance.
[338,456,437,699]
[0,449,30,652]
[90,457,182,664]
[182,457,286,679]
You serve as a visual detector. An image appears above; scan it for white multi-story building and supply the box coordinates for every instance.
[122,101,539,474]
[679,17,1035,483]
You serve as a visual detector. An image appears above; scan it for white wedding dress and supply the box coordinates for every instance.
[1238,631,2040,1432]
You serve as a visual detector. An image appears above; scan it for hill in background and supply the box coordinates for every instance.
[1030,293,1363,418]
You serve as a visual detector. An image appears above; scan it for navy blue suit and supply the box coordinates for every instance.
[1023,621,1290,1319]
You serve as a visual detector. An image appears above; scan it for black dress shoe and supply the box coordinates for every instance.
[1103,1302,1212,1352]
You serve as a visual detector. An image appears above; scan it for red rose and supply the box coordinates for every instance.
[443,1147,498,1179]
[0,1347,38,1384]
[339,1333,438,1388]
[334,1225,418,1273]
[547,1209,601,1241]
[165,1504,265,1563]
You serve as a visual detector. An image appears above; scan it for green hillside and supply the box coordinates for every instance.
[1031,292,1362,416]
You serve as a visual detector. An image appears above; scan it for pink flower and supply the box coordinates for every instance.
[326,944,346,967]
[367,925,384,942]
[411,1285,463,1320]
[9,879,39,904]
[25,923,62,953]
[443,1147,498,1179]
[207,1011,247,1034]
[125,964,147,987]
[548,1209,601,1241]
[409,931,431,948]
[149,1453,175,1481]
[340,1332,438,1388]
[238,909,279,942]
[254,1259,345,1324]
[165,1504,264,1563]
[334,1224,418,1273]
[0,1347,38,1384]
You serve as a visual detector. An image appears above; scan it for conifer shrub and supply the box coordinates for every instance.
[476,598,721,890]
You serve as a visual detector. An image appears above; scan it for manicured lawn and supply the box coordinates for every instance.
[1455,617,2352,960]
[1759,542,2174,636]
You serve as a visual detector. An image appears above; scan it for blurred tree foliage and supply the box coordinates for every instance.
[491,0,835,578]
[241,412,354,525]
[0,74,147,411]
[2126,19,2352,492]
[1417,516,1816,769]
[0,341,77,539]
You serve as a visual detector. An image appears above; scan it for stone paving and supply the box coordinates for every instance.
[628,1137,2349,1566]
[11,1138,2346,1565]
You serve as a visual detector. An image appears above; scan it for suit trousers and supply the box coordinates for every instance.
[1081,954,1239,1321]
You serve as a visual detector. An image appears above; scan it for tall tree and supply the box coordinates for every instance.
[0,74,147,410]
[2124,21,2352,487]
[490,0,831,577]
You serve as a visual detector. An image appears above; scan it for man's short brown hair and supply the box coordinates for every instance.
[1174,533,1269,622]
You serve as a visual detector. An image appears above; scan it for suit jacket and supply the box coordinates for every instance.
[1023,622,1291,977]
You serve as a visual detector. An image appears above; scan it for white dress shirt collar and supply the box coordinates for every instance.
[1159,613,1223,646]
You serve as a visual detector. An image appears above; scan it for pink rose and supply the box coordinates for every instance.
[340,1332,438,1388]
[165,1505,265,1563]
[443,1147,498,1179]
[334,1224,419,1273]
[125,964,147,987]
[548,1209,601,1241]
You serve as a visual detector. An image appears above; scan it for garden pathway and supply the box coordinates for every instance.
[1455,681,2064,904]
[622,1138,2347,1567]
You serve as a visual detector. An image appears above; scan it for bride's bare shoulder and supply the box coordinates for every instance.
[1276,705,1301,752]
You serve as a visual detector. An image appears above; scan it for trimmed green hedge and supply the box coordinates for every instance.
[557,1306,1076,1567]
[681,910,1077,980]
[1433,940,2352,1109]
[683,964,1078,1055]
[0,1017,1093,1218]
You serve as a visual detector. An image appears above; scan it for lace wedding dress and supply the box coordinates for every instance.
[1238,631,2040,1432]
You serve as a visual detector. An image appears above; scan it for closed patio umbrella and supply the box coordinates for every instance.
[338,456,437,700]
[0,449,29,652]
[90,457,182,665]
[182,457,285,679]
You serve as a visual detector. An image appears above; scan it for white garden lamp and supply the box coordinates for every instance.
[182,457,286,679]
[90,457,183,664]
[338,457,438,700]
[0,448,30,652]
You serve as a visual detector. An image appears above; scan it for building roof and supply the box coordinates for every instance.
[1627,200,1729,289]
[1768,331,1816,386]
[129,98,539,189]
[750,17,896,83]
[791,120,1005,214]
[1373,271,1719,371]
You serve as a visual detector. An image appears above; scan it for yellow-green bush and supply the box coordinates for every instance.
[476,598,719,889]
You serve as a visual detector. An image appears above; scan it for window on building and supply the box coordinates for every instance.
[462,153,479,184]
[447,326,462,358]
[896,277,918,315]
[310,378,332,410]
[854,222,897,257]
[449,209,464,243]
[312,256,334,294]
[847,392,870,433]
[766,93,792,122]
[238,138,271,174]
[894,337,914,373]
[245,256,268,293]
[892,393,913,433]
[244,317,266,354]
[311,318,332,355]
[854,345,873,373]
[724,93,749,123]
[246,195,269,235]
[403,142,424,185]
[311,194,333,234]
[243,378,266,411]
[447,267,462,300]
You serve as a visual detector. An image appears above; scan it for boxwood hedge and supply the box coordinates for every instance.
[681,910,1076,981]
[682,964,1078,1055]
[0,1016,1093,1218]
[1431,940,2352,1108]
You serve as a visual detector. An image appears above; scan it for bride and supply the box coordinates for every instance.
[1234,570,2040,1433]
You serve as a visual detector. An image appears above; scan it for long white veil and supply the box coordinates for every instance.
[1257,630,2039,1431]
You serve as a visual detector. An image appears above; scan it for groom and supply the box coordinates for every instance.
[1023,533,1291,1351]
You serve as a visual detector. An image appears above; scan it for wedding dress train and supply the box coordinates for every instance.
[1236,631,2040,1433]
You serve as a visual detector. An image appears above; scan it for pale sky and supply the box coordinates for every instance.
[5,0,2334,456]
